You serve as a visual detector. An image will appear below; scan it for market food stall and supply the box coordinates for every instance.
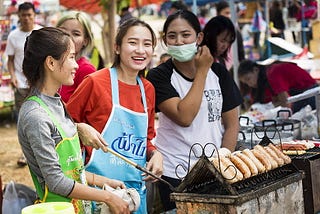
[235,86,320,214]
[164,86,320,214]
[169,144,304,214]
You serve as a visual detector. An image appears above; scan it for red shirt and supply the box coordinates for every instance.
[60,57,96,103]
[66,68,156,163]
[263,62,316,103]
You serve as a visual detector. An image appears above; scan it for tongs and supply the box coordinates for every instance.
[105,148,176,191]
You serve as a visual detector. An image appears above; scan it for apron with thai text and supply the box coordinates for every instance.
[85,67,148,214]
[28,96,91,214]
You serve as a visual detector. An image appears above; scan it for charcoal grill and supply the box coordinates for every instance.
[171,154,304,214]
[290,146,320,214]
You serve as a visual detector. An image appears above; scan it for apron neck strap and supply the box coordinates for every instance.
[110,67,148,111]
[27,96,67,138]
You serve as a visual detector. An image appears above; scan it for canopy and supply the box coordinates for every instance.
[59,0,102,14]
[59,0,162,14]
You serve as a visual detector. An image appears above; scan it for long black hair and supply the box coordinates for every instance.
[201,15,236,61]
[23,27,71,90]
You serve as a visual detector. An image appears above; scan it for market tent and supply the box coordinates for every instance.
[59,0,102,14]
[59,0,162,14]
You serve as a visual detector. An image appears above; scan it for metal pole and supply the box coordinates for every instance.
[192,0,197,15]
[229,0,239,86]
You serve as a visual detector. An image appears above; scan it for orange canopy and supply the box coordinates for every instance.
[59,0,103,14]
[59,0,162,14]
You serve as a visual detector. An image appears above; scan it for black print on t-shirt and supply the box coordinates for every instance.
[204,89,222,122]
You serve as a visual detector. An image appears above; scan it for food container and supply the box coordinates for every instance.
[236,128,294,150]
[21,202,75,214]
[254,110,301,139]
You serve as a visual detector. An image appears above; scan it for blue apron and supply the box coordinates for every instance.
[85,67,148,214]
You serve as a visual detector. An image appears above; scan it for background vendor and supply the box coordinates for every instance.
[238,59,318,113]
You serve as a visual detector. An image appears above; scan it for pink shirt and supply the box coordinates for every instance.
[60,57,96,103]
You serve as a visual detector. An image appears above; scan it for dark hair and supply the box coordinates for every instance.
[216,0,229,15]
[162,10,201,44]
[18,2,35,12]
[171,1,188,11]
[238,59,268,103]
[201,15,236,59]
[238,59,257,77]
[160,53,171,60]
[23,27,71,89]
[121,6,130,12]
[112,18,156,68]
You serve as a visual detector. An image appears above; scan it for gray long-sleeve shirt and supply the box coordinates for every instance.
[18,89,76,197]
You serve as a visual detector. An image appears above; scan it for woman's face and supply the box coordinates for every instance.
[219,7,231,18]
[165,18,198,46]
[56,40,79,86]
[59,19,88,58]
[116,25,154,73]
[239,68,259,88]
[216,30,232,56]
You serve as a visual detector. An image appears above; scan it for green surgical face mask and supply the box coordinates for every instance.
[167,42,197,62]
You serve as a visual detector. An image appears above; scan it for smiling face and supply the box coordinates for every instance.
[53,39,78,86]
[58,19,88,59]
[219,7,231,18]
[115,25,154,74]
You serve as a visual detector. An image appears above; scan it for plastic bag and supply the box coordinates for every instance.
[2,181,37,214]
[96,185,140,214]
[292,105,319,139]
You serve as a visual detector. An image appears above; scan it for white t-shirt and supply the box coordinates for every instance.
[155,68,224,179]
[5,24,42,88]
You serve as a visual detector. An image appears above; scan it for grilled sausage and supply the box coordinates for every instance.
[267,143,292,164]
[235,152,259,176]
[254,145,278,169]
[242,149,266,173]
[230,154,251,179]
[264,146,284,166]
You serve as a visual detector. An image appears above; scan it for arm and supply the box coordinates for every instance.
[144,82,163,182]
[7,55,17,88]
[144,150,163,182]
[158,46,213,127]
[221,108,239,152]
[85,171,126,189]
[68,182,130,214]
[272,91,291,108]
[76,122,108,152]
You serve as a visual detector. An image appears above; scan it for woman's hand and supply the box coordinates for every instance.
[107,195,130,214]
[105,178,126,189]
[143,150,163,182]
[76,123,108,152]
[194,45,214,75]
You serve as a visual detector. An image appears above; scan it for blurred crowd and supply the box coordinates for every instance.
[0,0,319,213]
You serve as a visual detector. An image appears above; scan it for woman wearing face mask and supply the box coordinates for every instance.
[146,10,242,212]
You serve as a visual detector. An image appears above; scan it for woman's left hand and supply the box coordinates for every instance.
[143,150,163,182]
[77,123,108,152]
[106,178,127,189]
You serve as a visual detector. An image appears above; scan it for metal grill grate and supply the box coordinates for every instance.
[176,155,301,195]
